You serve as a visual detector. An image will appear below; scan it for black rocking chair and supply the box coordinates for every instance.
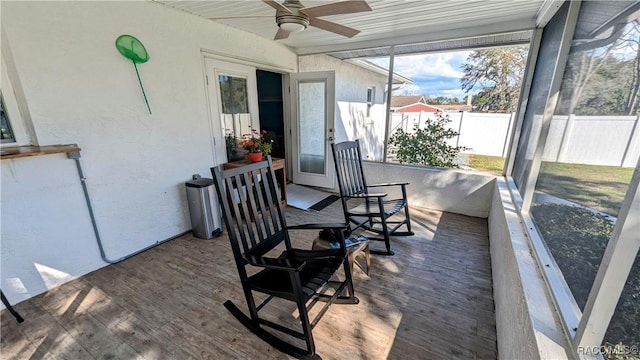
[211,156,359,360]
[331,140,414,256]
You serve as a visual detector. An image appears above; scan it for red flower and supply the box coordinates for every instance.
[239,129,273,154]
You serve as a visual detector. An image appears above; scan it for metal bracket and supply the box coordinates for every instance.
[66,143,81,159]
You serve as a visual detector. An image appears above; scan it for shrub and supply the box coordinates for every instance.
[388,113,465,168]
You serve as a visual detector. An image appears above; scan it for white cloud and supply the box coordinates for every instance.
[395,83,421,95]
[394,52,471,78]
[369,50,474,98]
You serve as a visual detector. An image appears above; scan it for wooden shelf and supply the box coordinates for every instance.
[0,144,81,160]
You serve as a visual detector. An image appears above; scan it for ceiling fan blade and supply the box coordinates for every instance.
[301,0,371,18]
[209,15,273,19]
[262,0,293,14]
[274,28,290,40]
[309,17,360,38]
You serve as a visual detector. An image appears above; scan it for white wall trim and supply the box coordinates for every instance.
[201,48,294,74]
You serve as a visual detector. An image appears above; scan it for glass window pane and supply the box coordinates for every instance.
[512,2,569,191]
[218,75,250,139]
[298,81,326,174]
[1,93,16,143]
[530,1,638,312]
[373,47,527,172]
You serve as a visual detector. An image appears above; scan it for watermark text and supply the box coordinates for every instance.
[578,345,639,356]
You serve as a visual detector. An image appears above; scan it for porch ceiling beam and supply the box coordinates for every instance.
[293,18,536,56]
[536,0,565,28]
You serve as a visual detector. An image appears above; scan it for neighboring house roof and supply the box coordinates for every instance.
[347,59,413,85]
[438,104,473,112]
[395,103,443,113]
[391,96,426,108]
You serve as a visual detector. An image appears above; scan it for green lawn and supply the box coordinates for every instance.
[467,154,505,174]
[468,155,633,217]
[537,162,634,217]
[467,155,634,217]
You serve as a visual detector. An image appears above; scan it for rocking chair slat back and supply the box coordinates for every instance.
[333,141,367,196]
[331,140,414,256]
[214,158,290,261]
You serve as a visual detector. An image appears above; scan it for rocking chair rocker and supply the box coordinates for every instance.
[211,156,359,360]
[331,140,414,256]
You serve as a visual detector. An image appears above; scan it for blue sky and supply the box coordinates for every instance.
[369,51,473,100]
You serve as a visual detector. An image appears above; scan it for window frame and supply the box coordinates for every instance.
[1,91,17,144]
[506,0,640,355]
[509,1,584,342]
[1,49,34,147]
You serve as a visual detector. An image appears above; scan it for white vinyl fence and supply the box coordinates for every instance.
[352,110,639,167]
[541,115,640,167]
[390,112,516,158]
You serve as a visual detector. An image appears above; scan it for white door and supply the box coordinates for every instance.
[204,58,260,164]
[290,71,336,188]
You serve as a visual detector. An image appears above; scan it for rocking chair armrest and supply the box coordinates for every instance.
[367,182,409,188]
[248,256,306,272]
[286,223,348,231]
[345,192,387,199]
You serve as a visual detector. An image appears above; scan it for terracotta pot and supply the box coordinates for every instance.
[248,152,263,163]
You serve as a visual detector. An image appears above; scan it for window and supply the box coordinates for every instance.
[0,92,16,143]
[366,87,374,117]
[510,0,640,354]
[366,48,527,171]
[533,0,636,307]
[366,87,374,103]
[512,3,568,193]
[218,74,250,139]
[218,74,252,161]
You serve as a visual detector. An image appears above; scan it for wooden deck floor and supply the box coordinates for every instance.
[1,202,497,359]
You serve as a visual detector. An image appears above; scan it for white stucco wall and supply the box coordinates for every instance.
[488,178,571,360]
[0,1,296,304]
[299,55,388,161]
[363,162,495,218]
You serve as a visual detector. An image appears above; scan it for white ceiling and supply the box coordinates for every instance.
[156,0,559,56]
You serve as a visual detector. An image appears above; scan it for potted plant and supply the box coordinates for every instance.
[239,129,272,162]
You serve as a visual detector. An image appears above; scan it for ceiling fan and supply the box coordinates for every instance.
[212,0,372,40]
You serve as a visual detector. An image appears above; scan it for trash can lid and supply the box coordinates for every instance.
[185,178,214,188]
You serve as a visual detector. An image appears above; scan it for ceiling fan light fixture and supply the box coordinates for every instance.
[279,21,306,33]
[276,14,309,33]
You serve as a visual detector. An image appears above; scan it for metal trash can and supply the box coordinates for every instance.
[185,175,221,239]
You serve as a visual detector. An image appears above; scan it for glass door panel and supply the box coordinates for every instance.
[290,71,335,188]
[298,81,326,175]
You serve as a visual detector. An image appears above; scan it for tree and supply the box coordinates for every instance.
[556,20,640,116]
[460,46,528,112]
[388,113,465,167]
[429,96,464,105]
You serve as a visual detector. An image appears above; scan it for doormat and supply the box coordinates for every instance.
[309,195,341,211]
[287,184,331,210]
